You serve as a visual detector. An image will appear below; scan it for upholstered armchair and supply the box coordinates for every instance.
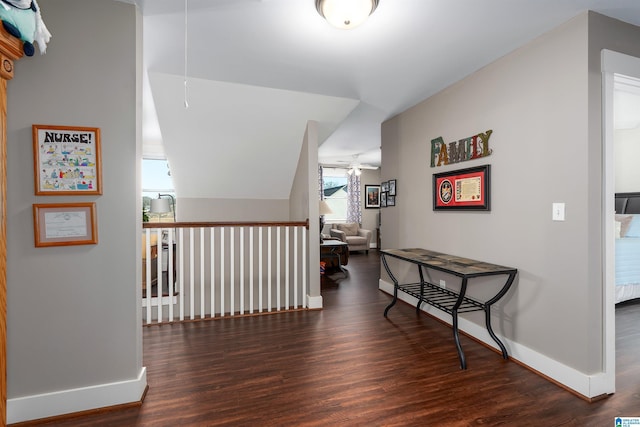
[329,223,372,253]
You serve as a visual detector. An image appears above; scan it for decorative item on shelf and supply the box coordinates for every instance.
[319,199,333,242]
[150,193,176,222]
[315,0,380,30]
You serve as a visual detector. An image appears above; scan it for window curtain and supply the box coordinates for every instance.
[347,173,361,224]
[318,165,324,200]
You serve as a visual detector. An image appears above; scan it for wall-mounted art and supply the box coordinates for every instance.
[365,185,381,209]
[388,179,396,196]
[433,164,490,211]
[33,202,98,247]
[32,124,102,195]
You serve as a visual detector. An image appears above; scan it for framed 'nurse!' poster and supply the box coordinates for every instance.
[32,124,102,196]
[433,164,490,211]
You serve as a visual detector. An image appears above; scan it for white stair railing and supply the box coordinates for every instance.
[142,221,309,325]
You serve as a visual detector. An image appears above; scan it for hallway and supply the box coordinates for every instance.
[25,252,640,426]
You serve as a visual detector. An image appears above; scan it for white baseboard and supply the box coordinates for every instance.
[307,294,323,309]
[7,367,147,424]
[379,279,608,399]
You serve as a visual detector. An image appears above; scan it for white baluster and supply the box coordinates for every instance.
[249,227,254,314]
[189,227,195,320]
[240,227,245,315]
[276,226,281,311]
[294,227,298,309]
[200,227,205,319]
[220,227,225,317]
[179,228,185,321]
[259,227,263,312]
[210,227,215,318]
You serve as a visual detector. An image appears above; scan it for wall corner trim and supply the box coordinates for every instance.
[7,367,147,424]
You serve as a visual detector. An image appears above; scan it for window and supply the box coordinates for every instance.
[142,158,175,222]
[322,168,348,222]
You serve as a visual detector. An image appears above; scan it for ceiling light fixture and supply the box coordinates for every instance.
[347,154,362,176]
[315,0,380,30]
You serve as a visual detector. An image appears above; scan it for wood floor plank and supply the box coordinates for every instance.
[15,253,640,426]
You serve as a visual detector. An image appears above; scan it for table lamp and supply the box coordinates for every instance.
[319,200,333,242]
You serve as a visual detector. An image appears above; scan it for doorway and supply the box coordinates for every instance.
[602,50,640,395]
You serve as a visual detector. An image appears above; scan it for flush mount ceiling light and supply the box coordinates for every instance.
[315,0,380,30]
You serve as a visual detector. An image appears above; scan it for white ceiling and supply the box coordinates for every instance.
[129,0,640,199]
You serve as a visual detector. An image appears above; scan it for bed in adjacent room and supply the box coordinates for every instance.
[615,192,640,304]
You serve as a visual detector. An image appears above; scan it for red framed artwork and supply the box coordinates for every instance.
[433,164,490,211]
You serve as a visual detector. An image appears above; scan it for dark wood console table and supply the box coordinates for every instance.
[381,248,517,369]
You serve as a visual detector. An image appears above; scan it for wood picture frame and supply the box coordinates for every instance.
[32,124,102,195]
[365,185,381,208]
[33,202,98,247]
[433,164,491,211]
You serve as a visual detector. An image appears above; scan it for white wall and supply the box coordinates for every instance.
[380,11,640,395]
[290,121,321,307]
[6,1,144,422]
[615,127,640,192]
[178,198,289,221]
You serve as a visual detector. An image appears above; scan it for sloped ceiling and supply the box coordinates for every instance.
[149,72,359,199]
[131,0,640,200]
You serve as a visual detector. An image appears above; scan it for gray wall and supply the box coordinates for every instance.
[381,11,640,376]
[6,0,141,406]
[359,168,381,247]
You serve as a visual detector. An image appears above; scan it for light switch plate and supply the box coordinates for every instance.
[552,203,565,221]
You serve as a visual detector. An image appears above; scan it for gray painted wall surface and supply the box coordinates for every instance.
[381,12,640,374]
[6,0,140,397]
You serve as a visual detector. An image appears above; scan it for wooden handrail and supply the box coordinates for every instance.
[143,219,310,230]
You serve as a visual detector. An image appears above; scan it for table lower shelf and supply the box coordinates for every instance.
[397,282,485,314]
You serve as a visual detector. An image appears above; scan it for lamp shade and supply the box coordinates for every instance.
[316,0,379,29]
[150,198,171,214]
[319,200,333,215]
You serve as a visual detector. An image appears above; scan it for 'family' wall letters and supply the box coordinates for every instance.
[430,130,493,167]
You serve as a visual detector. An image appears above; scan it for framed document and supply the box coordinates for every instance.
[433,164,490,211]
[33,202,98,247]
[32,124,102,195]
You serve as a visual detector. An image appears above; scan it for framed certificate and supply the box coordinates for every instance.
[33,202,98,247]
[433,164,490,211]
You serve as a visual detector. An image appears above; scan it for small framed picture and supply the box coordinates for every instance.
[388,179,397,196]
[33,202,98,247]
[381,181,389,192]
[387,195,396,206]
[365,185,381,209]
[381,192,388,207]
[32,124,102,195]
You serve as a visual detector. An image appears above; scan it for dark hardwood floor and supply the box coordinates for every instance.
[22,253,640,426]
